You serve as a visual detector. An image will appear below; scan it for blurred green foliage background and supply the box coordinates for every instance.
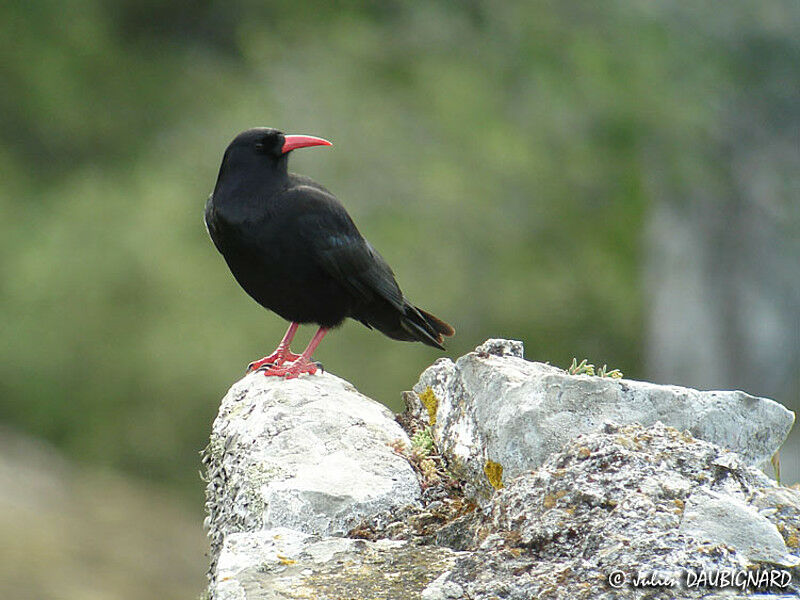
[0,5,797,590]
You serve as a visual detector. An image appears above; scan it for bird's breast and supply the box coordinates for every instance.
[206,200,352,326]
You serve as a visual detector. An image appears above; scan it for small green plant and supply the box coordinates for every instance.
[411,426,435,455]
[597,364,623,378]
[568,358,595,376]
[568,358,623,378]
[391,425,457,490]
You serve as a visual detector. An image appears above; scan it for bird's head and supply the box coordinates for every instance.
[219,127,332,178]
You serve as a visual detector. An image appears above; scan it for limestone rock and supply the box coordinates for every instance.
[204,371,422,583]
[679,490,797,567]
[426,422,800,600]
[410,339,794,501]
[211,527,460,600]
[204,342,798,600]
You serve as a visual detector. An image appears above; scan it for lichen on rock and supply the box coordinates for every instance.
[431,421,800,599]
[419,387,439,426]
[483,460,503,490]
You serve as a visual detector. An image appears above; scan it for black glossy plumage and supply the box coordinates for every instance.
[205,128,454,350]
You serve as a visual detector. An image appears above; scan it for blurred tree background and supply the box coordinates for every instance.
[0,1,798,597]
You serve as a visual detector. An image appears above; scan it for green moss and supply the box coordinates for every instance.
[419,387,439,425]
[484,460,504,490]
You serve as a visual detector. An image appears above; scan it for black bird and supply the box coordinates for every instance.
[205,128,454,378]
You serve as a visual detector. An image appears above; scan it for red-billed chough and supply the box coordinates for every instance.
[205,128,454,378]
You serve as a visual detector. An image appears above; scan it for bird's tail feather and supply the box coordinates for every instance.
[355,300,454,350]
[417,308,455,338]
[399,304,455,350]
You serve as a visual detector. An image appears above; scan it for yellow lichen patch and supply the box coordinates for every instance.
[673,498,685,512]
[771,451,782,483]
[484,460,504,489]
[543,489,568,509]
[615,436,633,448]
[556,567,573,583]
[577,447,591,459]
[276,554,296,565]
[419,387,439,425]
[786,530,799,549]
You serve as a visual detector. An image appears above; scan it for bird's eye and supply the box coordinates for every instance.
[254,142,266,152]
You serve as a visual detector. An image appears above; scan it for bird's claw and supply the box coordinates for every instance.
[246,349,302,373]
[246,360,272,373]
[258,358,321,379]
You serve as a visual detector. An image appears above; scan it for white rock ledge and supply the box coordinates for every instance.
[204,371,422,584]
[410,339,795,500]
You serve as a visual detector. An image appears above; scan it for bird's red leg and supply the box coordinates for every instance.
[246,322,302,372]
[261,327,329,379]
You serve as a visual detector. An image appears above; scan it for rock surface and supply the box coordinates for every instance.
[422,421,800,600]
[205,340,799,600]
[409,339,795,501]
[204,371,422,587]
[214,528,459,600]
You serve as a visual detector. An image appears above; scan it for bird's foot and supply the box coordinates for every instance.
[246,348,301,373]
[258,358,323,379]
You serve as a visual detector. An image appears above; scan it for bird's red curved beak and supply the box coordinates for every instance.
[282,134,332,154]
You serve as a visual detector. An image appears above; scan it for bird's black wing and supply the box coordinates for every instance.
[276,184,452,349]
[284,185,406,311]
